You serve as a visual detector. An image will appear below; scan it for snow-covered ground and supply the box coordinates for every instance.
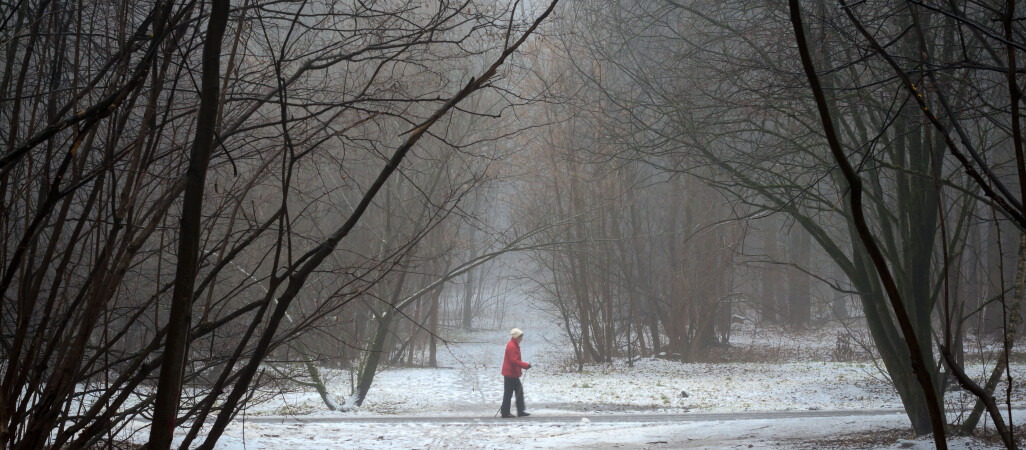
[118,302,1024,448]
[205,414,996,449]
[232,308,1026,420]
[246,329,908,418]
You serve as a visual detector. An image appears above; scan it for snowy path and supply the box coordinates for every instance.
[243,407,909,424]
[211,408,1014,449]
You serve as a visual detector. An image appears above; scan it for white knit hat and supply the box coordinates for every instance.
[511,328,523,338]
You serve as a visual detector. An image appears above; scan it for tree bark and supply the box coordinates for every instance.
[148,0,230,447]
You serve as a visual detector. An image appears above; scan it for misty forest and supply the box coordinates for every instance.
[4,0,1026,448]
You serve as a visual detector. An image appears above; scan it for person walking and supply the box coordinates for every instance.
[500,328,531,418]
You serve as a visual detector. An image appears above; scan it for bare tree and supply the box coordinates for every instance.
[0,0,559,447]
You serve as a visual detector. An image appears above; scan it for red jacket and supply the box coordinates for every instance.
[501,338,530,378]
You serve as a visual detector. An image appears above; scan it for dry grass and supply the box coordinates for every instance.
[789,427,917,449]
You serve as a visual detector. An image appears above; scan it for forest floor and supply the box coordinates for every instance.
[137,301,1026,448]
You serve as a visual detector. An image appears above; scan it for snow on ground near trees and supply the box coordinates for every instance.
[205,414,997,449]
[161,303,1025,448]
[108,303,1021,448]
[240,310,1026,418]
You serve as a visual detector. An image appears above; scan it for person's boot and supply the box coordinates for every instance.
[501,411,516,418]
[517,411,530,417]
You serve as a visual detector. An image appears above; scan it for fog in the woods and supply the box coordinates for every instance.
[2,0,1026,448]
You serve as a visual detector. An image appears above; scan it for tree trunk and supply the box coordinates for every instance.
[354,309,397,407]
[297,340,339,411]
[461,190,483,329]
[629,196,660,355]
[762,214,784,323]
[788,228,811,327]
[985,220,1008,334]
[148,0,230,447]
[428,282,441,367]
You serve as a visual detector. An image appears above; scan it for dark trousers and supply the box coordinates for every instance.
[501,376,525,415]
